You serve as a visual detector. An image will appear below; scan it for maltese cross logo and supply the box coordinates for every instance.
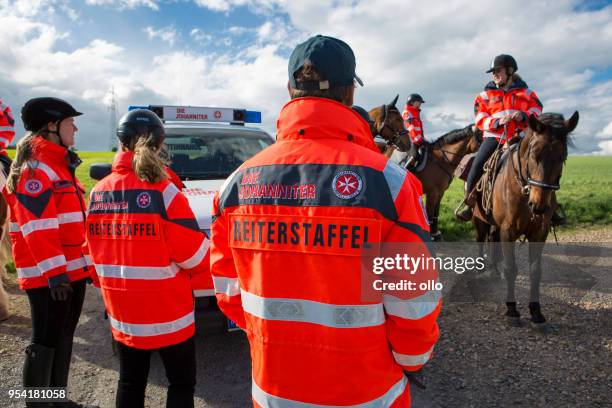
[332,171,363,200]
[136,192,151,208]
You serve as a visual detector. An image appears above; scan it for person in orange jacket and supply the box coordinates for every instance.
[85,108,208,408]
[0,98,15,322]
[210,35,440,407]
[0,98,15,175]
[402,93,426,168]
[3,97,93,408]
[456,54,544,221]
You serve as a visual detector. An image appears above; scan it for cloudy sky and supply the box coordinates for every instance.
[1,0,611,153]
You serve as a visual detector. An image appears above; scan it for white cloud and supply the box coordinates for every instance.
[597,121,612,139]
[143,26,179,46]
[228,25,250,35]
[1,0,611,154]
[85,0,159,10]
[193,0,279,13]
[597,140,612,155]
[190,28,213,44]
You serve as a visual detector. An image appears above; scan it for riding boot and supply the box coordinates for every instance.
[455,189,477,222]
[23,344,55,408]
[50,334,73,389]
[404,142,420,170]
[550,204,566,227]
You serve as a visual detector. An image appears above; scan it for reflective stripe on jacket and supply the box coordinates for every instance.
[85,151,209,349]
[474,77,543,143]
[211,97,441,407]
[0,99,15,151]
[402,104,424,145]
[3,136,90,289]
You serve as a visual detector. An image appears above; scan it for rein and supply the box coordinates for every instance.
[429,127,479,180]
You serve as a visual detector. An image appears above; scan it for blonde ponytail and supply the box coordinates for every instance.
[6,133,37,193]
[132,134,167,183]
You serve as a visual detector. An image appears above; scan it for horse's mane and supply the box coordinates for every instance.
[534,112,572,146]
[432,124,472,146]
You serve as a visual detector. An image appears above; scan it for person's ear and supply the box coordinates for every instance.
[342,86,356,106]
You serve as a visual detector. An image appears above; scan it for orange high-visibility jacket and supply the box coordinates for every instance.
[211,97,441,407]
[0,99,15,154]
[474,78,543,143]
[3,136,91,290]
[402,105,424,145]
[85,151,209,350]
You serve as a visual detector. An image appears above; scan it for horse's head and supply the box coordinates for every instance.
[466,124,483,153]
[369,95,411,152]
[522,111,579,215]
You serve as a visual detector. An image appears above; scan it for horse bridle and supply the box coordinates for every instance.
[377,104,410,151]
[514,137,561,195]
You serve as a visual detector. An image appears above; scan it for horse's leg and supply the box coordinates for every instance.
[528,239,547,326]
[473,218,489,274]
[500,228,521,325]
[426,193,442,241]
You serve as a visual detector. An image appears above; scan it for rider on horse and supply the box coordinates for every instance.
[455,54,566,224]
[402,93,426,168]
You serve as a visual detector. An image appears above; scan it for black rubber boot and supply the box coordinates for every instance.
[550,205,567,227]
[23,344,55,407]
[50,336,73,388]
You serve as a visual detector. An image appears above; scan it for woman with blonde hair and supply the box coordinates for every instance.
[3,97,92,408]
[85,109,208,408]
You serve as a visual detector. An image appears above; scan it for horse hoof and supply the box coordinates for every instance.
[529,321,550,334]
[506,316,523,327]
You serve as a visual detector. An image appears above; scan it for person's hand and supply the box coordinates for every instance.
[48,273,73,301]
[50,284,73,301]
[499,115,512,126]
[404,371,426,389]
[511,111,526,121]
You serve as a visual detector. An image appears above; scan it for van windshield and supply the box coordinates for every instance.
[165,130,273,180]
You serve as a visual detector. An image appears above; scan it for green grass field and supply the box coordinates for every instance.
[437,156,612,240]
[6,151,612,241]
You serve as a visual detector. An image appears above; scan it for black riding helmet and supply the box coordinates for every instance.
[407,93,425,105]
[116,109,165,147]
[486,54,518,73]
[21,97,82,132]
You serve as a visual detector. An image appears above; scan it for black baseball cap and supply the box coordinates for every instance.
[288,35,363,91]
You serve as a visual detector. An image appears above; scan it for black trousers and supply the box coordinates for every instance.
[25,279,87,387]
[466,137,500,193]
[115,336,196,408]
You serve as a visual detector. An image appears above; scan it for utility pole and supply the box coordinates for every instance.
[108,86,117,151]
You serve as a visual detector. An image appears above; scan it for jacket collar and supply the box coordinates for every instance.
[276,97,377,151]
[31,136,73,168]
[484,77,528,91]
[404,104,421,114]
[112,151,135,173]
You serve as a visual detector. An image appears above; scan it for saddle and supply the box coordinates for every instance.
[474,142,519,217]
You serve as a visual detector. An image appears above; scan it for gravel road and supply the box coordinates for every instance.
[1,227,610,407]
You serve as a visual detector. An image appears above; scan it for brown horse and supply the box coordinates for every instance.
[369,99,482,241]
[473,112,579,329]
[391,125,482,240]
[368,95,411,156]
